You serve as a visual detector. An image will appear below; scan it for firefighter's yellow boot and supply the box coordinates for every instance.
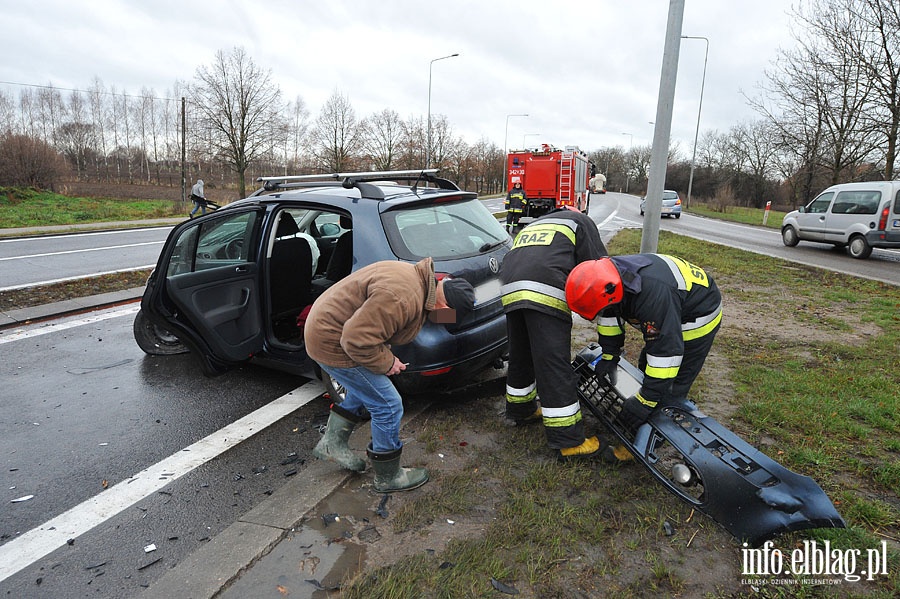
[514,406,542,426]
[558,435,601,460]
[601,444,635,465]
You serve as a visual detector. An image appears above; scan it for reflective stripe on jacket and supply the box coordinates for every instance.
[500,209,607,320]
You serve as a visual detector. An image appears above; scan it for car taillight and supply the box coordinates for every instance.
[675,198,682,205]
[435,272,451,281]
[878,206,889,231]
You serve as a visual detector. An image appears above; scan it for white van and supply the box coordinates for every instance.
[781,181,900,259]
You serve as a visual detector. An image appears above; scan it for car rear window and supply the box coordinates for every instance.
[382,198,509,261]
[663,191,679,200]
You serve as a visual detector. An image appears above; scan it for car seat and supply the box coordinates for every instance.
[269,213,313,334]
[324,215,354,282]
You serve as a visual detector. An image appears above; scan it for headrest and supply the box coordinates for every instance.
[276,213,300,237]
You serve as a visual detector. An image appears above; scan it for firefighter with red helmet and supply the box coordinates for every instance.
[504,179,527,233]
[500,207,608,459]
[565,255,723,433]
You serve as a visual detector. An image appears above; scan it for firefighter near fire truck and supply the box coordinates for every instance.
[565,255,723,433]
[499,207,609,460]
[504,179,527,233]
[506,144,591,231]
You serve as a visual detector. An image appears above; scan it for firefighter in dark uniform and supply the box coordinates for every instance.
[565,254,723,433]
[500,207,608,459]
[504,179,527,233]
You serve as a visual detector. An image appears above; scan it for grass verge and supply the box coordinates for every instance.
[0,186,184,228]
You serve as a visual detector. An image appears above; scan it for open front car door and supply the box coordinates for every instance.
[142,209,265,374]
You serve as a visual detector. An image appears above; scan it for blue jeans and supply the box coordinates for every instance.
[319,364,404,453]
[190,200,206,217]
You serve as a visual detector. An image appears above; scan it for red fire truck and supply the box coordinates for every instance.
[506,144,591,223]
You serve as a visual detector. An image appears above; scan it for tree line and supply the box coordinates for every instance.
[0,0,896,208]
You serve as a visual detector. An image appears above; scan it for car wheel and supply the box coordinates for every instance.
[674,213,681,219]
[133,309,189,355]
[781,226,800,247]
[320,369,347,403]
[847,234,872,259]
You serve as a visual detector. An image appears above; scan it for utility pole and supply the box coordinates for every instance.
[641,0,684,254]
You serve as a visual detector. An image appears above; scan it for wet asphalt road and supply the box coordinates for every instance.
[0,305,329,597]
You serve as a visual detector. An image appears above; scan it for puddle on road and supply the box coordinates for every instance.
[219,480,381,599]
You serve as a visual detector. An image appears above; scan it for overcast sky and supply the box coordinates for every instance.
[1,0,799,156]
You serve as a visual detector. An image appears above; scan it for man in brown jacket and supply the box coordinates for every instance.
[304,257,475,493]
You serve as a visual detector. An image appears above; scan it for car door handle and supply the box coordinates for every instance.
[235,265,249,273]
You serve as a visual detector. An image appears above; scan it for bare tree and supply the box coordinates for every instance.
[190,46,284,198]
[361,108,403,171]
[855,0,900,178]
[309,90,363,173]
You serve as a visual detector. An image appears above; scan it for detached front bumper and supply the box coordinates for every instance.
[573,344,845,547]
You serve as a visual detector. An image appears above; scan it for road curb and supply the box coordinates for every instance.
[139,402,432,599]
[0,287,145,329]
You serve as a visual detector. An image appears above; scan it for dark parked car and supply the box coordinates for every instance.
[134,170,511,396]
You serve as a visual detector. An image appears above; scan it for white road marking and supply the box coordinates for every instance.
[0,304,141,344]
[0,380,325,583]
[0,241,162,261]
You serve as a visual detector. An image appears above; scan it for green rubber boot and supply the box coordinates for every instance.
[313,405,366,472]
[366,445,429,493]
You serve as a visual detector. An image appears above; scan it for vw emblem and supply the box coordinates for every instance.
[489,257,500,273]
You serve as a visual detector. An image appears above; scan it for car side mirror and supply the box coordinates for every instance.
[320,222,341,236]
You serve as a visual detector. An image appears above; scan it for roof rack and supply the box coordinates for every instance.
[254,169,461,200]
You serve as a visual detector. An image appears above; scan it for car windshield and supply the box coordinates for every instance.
[383,198,509,261]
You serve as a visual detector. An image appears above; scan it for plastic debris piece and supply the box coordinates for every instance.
[67,538,75,546]
[283,469,297,477]
[376,494,390,518]
[357,526,380,543]
[281,453,299,465]
[663,521,674,536]
[101,480,108,489]
[98,443,108,447]
[85,562,107,570]
[252,466,267,475]
[491,578,520,595]
[11,495,34,503]
[447,519,455,525]
[322,513,339,526]
[137,557,161,571]
[439,561,454,569]
[143,543,157,553]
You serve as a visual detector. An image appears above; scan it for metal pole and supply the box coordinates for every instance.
[181,97,186,206]
[426,53,459,169]
[641,0,685,254]
[503,113,528,192]
[682,35,708,210]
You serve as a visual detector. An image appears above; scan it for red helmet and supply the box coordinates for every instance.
[566,258,624,320]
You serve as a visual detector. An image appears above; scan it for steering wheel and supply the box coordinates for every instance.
[225,238,243,259]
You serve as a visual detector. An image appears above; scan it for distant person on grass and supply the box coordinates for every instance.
[189,179,207,218]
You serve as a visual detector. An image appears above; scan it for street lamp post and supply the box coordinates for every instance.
[426,53,459,169]
[523,133,541,148]
[682,35,708,210]
[503,113,528,192]
[621,132,633,193]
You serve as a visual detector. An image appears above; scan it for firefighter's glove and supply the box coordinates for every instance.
[589,354,618,386]
[619,393,657,434]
